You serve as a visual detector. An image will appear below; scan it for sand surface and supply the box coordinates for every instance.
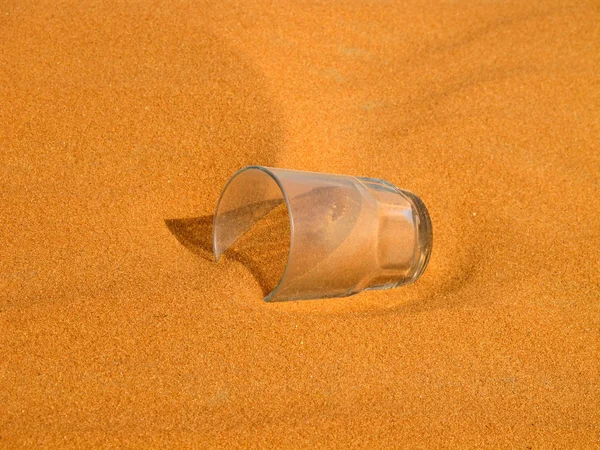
[1,0,599,447]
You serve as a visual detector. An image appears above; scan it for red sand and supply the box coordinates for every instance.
[1,0,599,447]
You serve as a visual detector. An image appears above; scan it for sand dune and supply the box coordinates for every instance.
[1,0,599,447]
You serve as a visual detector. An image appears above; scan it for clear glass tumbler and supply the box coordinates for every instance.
[213,166,432,302]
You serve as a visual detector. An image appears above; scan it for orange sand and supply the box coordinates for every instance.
[1,0,599,447]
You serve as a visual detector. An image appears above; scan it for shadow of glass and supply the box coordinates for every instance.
[165,207,290,298]
[165,216,215,261]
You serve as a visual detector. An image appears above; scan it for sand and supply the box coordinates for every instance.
[1,0,599,447]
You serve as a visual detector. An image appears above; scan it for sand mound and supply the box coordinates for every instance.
[1,0,598,447]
